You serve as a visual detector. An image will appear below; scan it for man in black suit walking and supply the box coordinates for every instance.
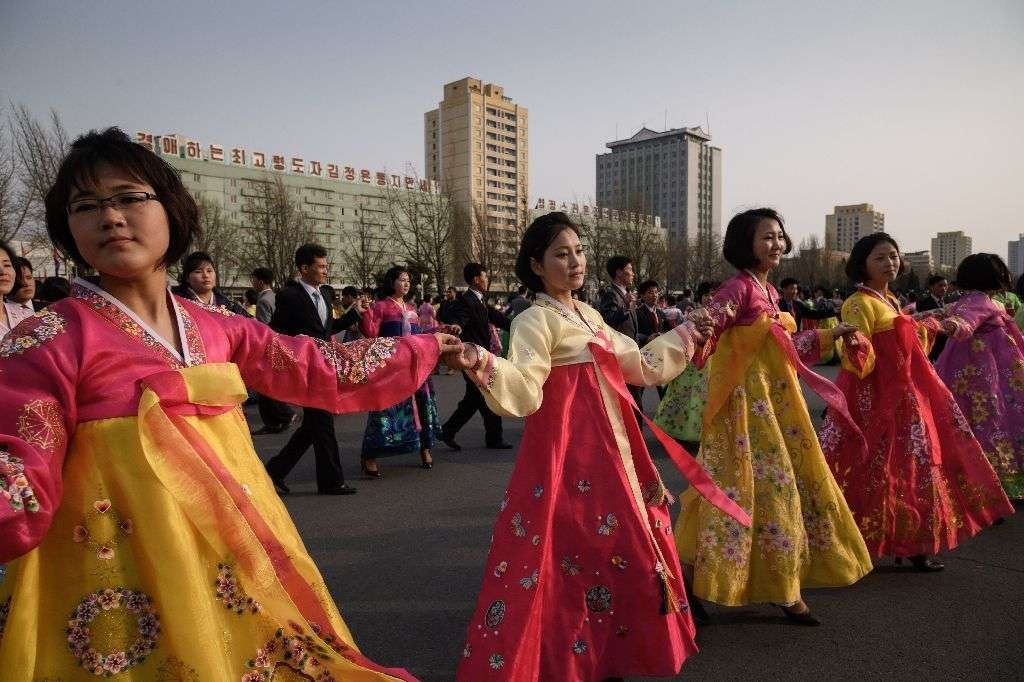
[598,256,645,412]
[441,263,512,450]
[917,274,949,361]
[265,243,366,495]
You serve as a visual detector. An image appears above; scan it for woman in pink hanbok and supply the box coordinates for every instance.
[936,254,1024,500]
[449,212,750,681]
[0,128,463,681]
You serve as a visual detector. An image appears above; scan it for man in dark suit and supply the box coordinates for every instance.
[598,256,645,412]
[635,279,670,400]
[917,274,949,361]
[265,243,366,495]
[441,263,512,450]
[251,266,295,434]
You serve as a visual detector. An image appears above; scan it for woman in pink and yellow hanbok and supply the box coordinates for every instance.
[0,127,462,681]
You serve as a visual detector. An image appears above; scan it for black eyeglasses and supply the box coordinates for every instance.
[67,191,159,216]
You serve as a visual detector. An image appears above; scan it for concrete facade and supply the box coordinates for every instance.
[1007,234,1024,278]
[824,203,885,253]
[931,230,972,270]
[595,126,721,247]
[903,250,934,281]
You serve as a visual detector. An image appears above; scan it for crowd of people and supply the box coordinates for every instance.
[0,127,1020,680]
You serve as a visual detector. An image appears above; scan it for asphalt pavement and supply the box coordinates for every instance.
[248,366,1024,681]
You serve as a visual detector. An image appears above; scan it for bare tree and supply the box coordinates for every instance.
[9,104,68,232]
[0,111,32,243]
[338,198,391,288]
[190,194,244,286]
[239,174,315,288]
[774,234,847,291]
[607,199,668,284]
[380,174,455,296]
[469,200,523,293]
[680,229,728,290]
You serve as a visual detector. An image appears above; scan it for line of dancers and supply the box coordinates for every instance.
[0,127,1017,680]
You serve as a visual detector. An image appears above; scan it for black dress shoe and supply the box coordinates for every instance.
[486,441,514,450]
[908,554,944,572]
[318,484,358,495]
[270,477,290,495]
[774,603,821,626]
[442,436,462,451]
[361,462,382,479]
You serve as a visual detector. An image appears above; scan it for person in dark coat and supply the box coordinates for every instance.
[441,263,512,450]
[917,274,950,361]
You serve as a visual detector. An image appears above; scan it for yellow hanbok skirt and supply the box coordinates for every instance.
[0,364,408,681]
[674,322,871,606]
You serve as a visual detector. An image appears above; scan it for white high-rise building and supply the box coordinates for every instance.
[931,230,972,270]
[824,203,885,253]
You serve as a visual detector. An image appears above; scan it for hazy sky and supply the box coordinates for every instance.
[2,0,1021,257]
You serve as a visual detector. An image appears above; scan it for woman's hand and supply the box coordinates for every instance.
[686,309,715,342]
[442,342,480,371]
[831,323,860,346]
[440,323,462,335]
[433,333,463,355]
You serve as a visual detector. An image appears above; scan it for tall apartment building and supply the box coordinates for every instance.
[1008,234,1024,277]
[902,250,934,281]
[424,77,529,277]
[824,203,885,253]
[931,230,972,270]
[595,126,722,249]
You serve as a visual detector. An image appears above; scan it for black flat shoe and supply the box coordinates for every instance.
[442,436,462,451]
[420,452,434,469]
[774,603,821,626]
[908,554,944,572]
[361,462,382,479]
[318,484,358,495]
[682,576,710,625]
[269,477,290,495]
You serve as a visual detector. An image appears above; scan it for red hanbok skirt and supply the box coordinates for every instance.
[456,362,695,681]
[822,316,1013,557]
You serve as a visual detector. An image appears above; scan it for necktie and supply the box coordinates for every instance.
[312,291,327,326]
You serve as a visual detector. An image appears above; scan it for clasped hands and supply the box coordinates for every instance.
[432,333,478,371]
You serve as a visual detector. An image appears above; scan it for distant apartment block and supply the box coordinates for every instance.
[824,203,885,253]
[931,230,972,270]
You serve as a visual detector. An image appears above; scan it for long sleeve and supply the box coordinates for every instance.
[465,307,554,418]
[487,305,511,331]
[794,299,837,320]
[598,289,630,328]
[791,327,835,365]
[942,295,995,341]
[255,293,274,324]
[220,310,439,414]
[0,312,79,562]
[839,297,877,379]
[608,321,698,386]
[358,301,387,338]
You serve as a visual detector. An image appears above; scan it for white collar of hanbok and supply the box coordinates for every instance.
[74,277,195,365]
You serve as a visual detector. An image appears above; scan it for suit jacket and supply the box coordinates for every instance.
[170,285,249,317]
[255,288,276,324]
[449,289,510,347]
[916,293,947,360]
[270,281,359,340]
[778,297,835,328]
[635,303,668,345]
[597,285,636,340]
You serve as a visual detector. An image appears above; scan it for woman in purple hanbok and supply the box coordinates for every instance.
[936,254,1024,500]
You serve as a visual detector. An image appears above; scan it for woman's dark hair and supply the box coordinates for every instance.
[178,251,215,286]
[44,127,200,268]
[721,208,793,270]
[696,280,720,301]
[845,232,906,282]
[0,239,18,265]
[1016,273,1024,299]
[955,253,1012,293]
[380,265,410,297]
[515,211,580,293]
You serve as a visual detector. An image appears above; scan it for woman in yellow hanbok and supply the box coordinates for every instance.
[0,128,462,680]
[674,208,872,625]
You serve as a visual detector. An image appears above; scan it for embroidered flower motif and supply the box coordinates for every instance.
[518,344,536,361]
[597,513,619,536]
[215,563,262,614]
[16,399,66,454]
[585,585,612,612]
[532,484,544,498]
[73,525,90,543]
[154,655,200,681]
[751,399,771,418]
[611,555,628,570]
[314,337,397,385]
[67,587,160,676]
[531,534,541,546]
[493,561,509,578]
[488,653,504,670]
[191,300,236,317]
[462,643,472,658]
[74,497,133,560]
[734,435,750,451]
[265,336,298,372]
[96,544,115,561]
[577,480,591,493]
[616,626,629,637]
[484,600,506,628]
[818,413,841,453]
[510,512,527,537]
[243,627,339,681]
[0,308,67,358]
[519,569,539,590]
[0,449,40,513]
[560,557,581,576]
[572,639,588,655]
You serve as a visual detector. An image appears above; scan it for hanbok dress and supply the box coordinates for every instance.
[674,272,872,607]
[0,278,440,681]
[455,294,748,681]
[935,291,1024,499]
[359,299,442,459]
[821,287,1013,558]
[653,307,709,443]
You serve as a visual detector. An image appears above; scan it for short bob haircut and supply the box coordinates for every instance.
[178,251,215,286]
[721,207,793,270]
[44,127,200,268]
[514,211,580,294]
[380,265,410,297]
[845,232,906,282]
[955,253,1012,293]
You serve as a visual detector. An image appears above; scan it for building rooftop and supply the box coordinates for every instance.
[605,125,712,149]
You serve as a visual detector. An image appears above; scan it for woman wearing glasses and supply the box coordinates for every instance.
[0,128,463,680]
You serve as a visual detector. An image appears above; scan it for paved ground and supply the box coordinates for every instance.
[249,367,1024,681]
